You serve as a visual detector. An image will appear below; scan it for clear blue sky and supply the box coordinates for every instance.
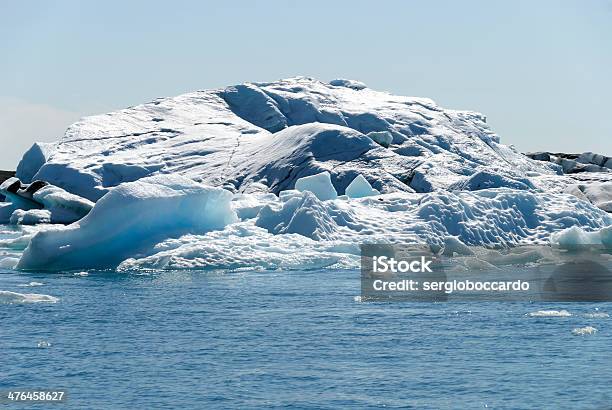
[1,0,610,168]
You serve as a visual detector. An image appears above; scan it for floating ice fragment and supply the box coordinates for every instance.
[17,282,44,287]
[294,171,338,201]
[526,310,571,317]
[584,312,609,318]
[0,290,59,304]
[551,226,611,248]
[572,326,598,336]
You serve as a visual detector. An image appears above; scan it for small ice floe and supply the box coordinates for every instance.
[526,310,571,317]
[73,271,89,276]
[37,340,52,348]
[572,326,598,336]
[17,282,44,287]
[584,312,609,318]
[0,290,59,304]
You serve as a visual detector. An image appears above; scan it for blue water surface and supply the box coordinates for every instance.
[1,266,612,409]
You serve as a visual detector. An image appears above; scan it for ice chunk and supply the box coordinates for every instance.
[16,142,55,183]
[550,226,601,249]
[367,131,393,148]
[527,310,572,317]
[572,326,598,336]
[345,174,380,198]
[10,209,51,225]
[294,171,338,201]
[0,290,58,304]
[0,177,41,211]
[32,185,94,223]
[100,162,164,188]
[17,175,237,271]
[584,312,609,318]
[17,281,44,287]
[0,203,18,223]
[278,189,303,202]
[0,177,94,224]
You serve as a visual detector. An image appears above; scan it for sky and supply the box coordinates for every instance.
[0,0,610,169]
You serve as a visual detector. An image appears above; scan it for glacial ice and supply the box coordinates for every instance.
[345,174,380,198]
[2,77,610,272]
[294,171,338,201]
[17,175,237,271]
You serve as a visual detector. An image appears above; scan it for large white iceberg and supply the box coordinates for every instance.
[2,77,610,272]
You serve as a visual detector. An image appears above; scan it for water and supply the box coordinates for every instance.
[2,267,612,409]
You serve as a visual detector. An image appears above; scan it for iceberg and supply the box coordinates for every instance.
[3,77,610,272]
